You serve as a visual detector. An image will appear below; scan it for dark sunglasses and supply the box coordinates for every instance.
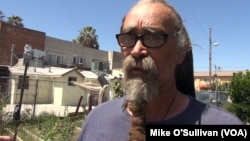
[116,33,175,48]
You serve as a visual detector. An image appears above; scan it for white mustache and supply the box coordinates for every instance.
[123,55,158,74]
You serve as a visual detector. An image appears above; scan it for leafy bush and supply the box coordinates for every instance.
[227,70,250,123]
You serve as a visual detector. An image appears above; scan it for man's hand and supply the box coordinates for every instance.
[0,136,12,141]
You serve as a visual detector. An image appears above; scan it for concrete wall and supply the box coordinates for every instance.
[45,36,108,69]
[0,22,123,73]
[193,71,239,91]
[51,70,85,106]
[108,51,122,70]
[9,69,86,106]
[10,75,52,104]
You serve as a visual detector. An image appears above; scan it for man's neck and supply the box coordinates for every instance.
[145,91,189,122]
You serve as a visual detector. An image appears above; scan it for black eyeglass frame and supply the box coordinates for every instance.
[115,33,176,48]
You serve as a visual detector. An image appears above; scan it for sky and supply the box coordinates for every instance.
[1,0,250,72]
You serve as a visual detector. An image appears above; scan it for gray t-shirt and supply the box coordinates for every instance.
[77,96,243,141]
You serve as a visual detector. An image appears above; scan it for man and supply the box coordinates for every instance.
[77,0,243,141]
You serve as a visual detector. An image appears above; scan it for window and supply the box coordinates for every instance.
[18,76,29,89]
[79,58,83,64]
[73,57,78,64]
[68,77,77,86]
[46,53,64,64]
[91,61,109,72]
[47,54,56,64]
[73,56,85,65]
[56,55,64,64]
[82,58,86,65]
[92,61,99,70]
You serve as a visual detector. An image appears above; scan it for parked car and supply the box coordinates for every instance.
[196,91,228,107]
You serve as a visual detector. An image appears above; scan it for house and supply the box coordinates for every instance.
[193,70,243,91]
[0,63,112,116]
[3,65,85,105]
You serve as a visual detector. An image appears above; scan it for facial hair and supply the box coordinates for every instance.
[122,55,159,104]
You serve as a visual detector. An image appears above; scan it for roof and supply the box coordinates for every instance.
[71,81,101,92]
[194,70,245,77]
[8,66,84,78]
[80,70,98,79]
[2,65,114,80]
[80,70,114,80]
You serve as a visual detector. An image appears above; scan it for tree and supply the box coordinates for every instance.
[226,70,250,123]
[73,26,99,49]
[6,15,24,27]
[0,10,5,22]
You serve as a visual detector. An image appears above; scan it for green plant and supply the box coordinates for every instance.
[227,70,250,123]
[0,96,11,135]
[112,77,125,99]
[1,105,85,140]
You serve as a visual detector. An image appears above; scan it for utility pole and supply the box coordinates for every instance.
[209,27,212,89]
[33,78,39,117]
[208,27,219,89]
[10,44,15,66]
[13,44,32,141]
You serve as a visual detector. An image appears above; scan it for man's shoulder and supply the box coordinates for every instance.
[87,97,126,117]
[188,96,243,124]
[97,97,125,109]
[202,105,243,124]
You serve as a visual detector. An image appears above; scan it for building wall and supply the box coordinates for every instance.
[9,69,87,106]
[0,22,123,74]
[51,70,85,106]
[0,22,45,66]
[108,51,122,70]
[193,71,239,91]
[10,75,52,104]
[44,36,108,69]
[194,77,226,91]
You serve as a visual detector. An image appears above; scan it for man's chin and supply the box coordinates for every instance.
[124,82,159,103]
[126,73,146,80]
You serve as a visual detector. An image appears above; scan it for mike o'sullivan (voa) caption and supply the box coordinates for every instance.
[146,125,249,140]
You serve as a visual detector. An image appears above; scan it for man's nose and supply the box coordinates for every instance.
[130,40,148,58]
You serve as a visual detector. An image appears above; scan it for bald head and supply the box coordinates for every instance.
[121,0,190,50]
[125,3,177,33]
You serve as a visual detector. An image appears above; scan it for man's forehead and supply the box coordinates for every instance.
[123,3,176,33]
[128,2,174,17]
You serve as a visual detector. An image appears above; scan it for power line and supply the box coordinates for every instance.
[182,1,208,40]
